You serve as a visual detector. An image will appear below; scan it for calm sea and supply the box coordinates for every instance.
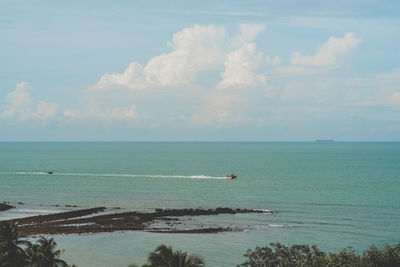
[0,142,399,266]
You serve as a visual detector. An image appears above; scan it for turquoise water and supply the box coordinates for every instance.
[1,142,399,266]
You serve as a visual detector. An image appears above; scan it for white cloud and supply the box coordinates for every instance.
[90,25,226,91]
[109,105,137,119]
[145,24,226,85]
[190,91,244,123]
[1,82,58,121]
[87,24,270,123]
[89,63,147,91]
[86,25,370,127]
[391,92,400,106]
[231,24,265,49]
[86,100,138,120]
[90,24,270,92]
[34,101,58,119]
[1,82,32,118]
[291,33,361,66]
[217,42,267,90]
[63,109,79,117]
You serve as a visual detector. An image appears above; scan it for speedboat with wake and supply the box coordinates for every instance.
[226,174,237,179]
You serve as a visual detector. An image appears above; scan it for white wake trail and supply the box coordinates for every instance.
[3,172,227,180]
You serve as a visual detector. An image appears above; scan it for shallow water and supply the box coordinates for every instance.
[1,142,399,266]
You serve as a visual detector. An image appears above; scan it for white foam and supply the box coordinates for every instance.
[252,224,288,230]
[59,222,96,227]
[268,224,285,227]
[16,171,47,175]
[253,209,274,214]
[14,208,56,213]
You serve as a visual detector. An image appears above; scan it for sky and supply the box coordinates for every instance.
[1,0,399,141]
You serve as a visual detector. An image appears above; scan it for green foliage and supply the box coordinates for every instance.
[360,244,400,267]
[0,222,73,267]
[131,244,205,267]
[238,242,326,267]
[25,236,68,267]
[239,242,400,267]
[0,222,27,267]
[322,247,361,267]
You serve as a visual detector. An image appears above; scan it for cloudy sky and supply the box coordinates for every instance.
[1,0,399,141]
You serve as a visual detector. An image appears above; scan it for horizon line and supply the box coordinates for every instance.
[0,140,399,143]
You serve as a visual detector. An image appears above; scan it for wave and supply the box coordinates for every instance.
[14,208,57,214]
[251,223,289,230]
[2,172,227,180]
[252,209,275,214]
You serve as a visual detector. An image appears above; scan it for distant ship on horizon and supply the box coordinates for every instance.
[315,139,334,143]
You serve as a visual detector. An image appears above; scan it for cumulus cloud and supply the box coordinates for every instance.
[90,24,271,93]
[230,24,265,48]
[217,42,267,90]
[1,82,58,121]
[291,33,361,66]
[34,101,58,119]
[87,24,272,123]
[144,24,226,85]
[89,63,147,91]
[90,25,226,91]
[0,82,32,118]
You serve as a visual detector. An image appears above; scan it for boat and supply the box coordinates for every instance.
[47,171,53,174]
[226,174,237,179]
[315,139,334,143]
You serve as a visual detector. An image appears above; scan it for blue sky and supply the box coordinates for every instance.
[1,0,399,141]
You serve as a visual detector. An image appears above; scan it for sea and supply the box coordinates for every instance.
[0,142,399,266]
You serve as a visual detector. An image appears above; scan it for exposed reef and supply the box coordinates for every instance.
[2,206,276,236]
[0,203,15,212]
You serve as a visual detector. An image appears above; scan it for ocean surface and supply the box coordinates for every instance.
[0,142,399,266]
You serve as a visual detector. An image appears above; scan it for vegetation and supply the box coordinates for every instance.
[238,242,400,267]
[0,222,72,267]
[131,244,205,267]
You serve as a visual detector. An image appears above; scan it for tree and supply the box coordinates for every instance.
[26,236,68,267]
[143,244,204,267]
[0,222,28,267]
[0,222,71,267]
[361,244,400,267]
[238,242,327,267]
[25,242,44,267]
[239,242,400,267]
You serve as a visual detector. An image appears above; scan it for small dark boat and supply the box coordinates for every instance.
[226,174,237,179]
[47,171,53,175]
